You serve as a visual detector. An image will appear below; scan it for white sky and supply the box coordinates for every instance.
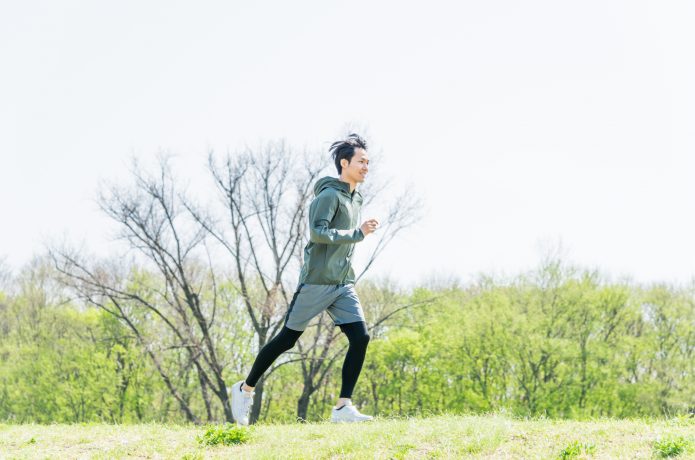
[2,0,694,287]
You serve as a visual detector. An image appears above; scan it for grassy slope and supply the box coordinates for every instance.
[1,414,693,459]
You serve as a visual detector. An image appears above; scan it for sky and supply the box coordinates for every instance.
[1,0,694,287]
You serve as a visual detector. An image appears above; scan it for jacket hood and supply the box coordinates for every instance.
[313,176,361,198]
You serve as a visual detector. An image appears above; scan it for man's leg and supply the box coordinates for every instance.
[242,283,310,390]
[230,326,303,425]
[243,326,303,390]
[336,321,370,407]
[232,284,331,425]
[243,283,339,390]
[330,321,374,422]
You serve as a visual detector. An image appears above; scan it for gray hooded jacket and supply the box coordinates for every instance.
[298,176,364,285]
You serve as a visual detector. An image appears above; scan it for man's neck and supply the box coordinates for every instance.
[338,176,356,193]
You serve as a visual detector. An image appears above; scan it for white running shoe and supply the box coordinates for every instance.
[330,402,373,423]
[229,380,254,426]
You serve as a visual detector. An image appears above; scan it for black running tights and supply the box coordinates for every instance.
[244,321,370,398]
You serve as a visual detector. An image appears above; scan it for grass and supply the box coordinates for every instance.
[654,435,692,458]
[558,440,596,459]
[0,413,693,459]
[196,424,252,446]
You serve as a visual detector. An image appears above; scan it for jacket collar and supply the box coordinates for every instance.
[336,179,363,200]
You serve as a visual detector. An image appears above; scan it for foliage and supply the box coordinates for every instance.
[558,440,596,459]
[196,423,252,446]
[653,436,691,458]
[1,255,693,423]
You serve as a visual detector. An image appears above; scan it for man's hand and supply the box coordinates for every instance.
[360,218,380,236]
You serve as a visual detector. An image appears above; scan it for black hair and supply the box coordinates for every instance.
[329,133,368,174]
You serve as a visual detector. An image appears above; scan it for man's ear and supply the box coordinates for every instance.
[341,158,349,170]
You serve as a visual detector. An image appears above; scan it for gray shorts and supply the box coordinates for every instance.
[283,283,365,331]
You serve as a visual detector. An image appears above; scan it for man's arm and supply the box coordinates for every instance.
[309,192,365,245]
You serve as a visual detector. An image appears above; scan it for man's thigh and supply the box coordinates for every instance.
[284,284,341,331]
[327,284,366,326]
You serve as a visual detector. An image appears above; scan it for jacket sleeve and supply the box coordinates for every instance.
[309,192,365,245]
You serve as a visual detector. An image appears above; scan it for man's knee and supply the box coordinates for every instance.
[271,327,302,351]
[281,333,302,351]
[351,332,370,348]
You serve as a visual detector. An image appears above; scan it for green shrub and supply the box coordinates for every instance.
[196,424,251,446]
[653,436,690,458]
[558,441,582,459]
[558,440,595,459]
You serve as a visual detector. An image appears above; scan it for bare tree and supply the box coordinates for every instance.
[50,156,237,423]
[199,140,424,422]
[192,141,324,423]
[51,139,423,424]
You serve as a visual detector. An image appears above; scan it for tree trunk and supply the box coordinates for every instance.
[248,330,271,424]
[297,387,313,421]
[249,378,265,424]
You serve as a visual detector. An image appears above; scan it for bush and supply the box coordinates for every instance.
[197,424,252,446]
[653,436,690,458]
[558,440,596,459]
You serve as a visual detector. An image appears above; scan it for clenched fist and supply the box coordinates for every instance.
[360,219,380,236]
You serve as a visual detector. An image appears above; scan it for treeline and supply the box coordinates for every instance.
[1,256,692,423]
[1,146,692,424]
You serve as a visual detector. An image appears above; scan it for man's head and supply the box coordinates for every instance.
[329,133,369,184]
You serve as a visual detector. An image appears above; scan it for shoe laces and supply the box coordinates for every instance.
[343,404,361,415]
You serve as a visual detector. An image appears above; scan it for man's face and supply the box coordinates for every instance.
[341,148,369,183]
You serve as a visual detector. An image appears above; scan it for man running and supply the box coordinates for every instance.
[230,133,379,424]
